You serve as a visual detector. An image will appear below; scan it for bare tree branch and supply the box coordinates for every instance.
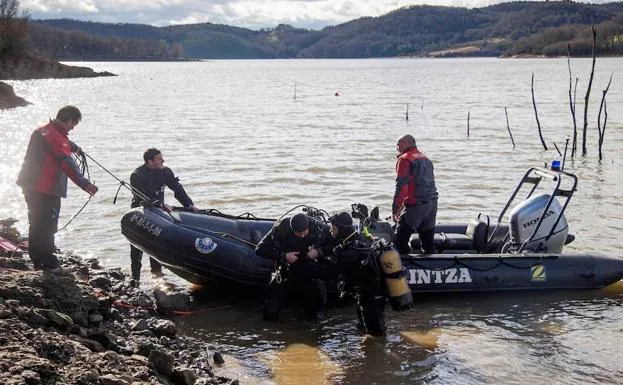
[572,77,579,157]
[567,44,578,158]
[553,142,562,157]
[504,107,515,149]
[582,25,597,156]
[531,73,547,151]
[597,72,613,161]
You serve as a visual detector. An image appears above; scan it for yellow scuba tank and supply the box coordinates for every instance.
[379,246,413,311]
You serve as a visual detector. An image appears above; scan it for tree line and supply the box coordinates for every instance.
[2,1,623,60]
[1,0,185,60]
[0,0,29,57]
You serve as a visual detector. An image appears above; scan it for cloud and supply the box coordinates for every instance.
[20,0,612,30]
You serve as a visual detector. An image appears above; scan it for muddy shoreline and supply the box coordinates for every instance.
[0,250,236,385]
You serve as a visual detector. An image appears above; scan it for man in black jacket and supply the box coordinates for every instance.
[255,212,330,320]
[129,148,198,285]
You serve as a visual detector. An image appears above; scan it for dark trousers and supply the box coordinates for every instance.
[130,245,162,281]
[24,191,61,268]
[356,293,387,336]
[263,260,327,320]
[395,200,437,254]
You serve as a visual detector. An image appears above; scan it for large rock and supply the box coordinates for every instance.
[148,350,174,376]
[154,288,192,312]
[0,81,30,109]
[170,368,197,385]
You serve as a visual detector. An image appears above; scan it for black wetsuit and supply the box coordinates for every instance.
[328,232,387,336]
[255,216,331,320]
[129,164,193,281]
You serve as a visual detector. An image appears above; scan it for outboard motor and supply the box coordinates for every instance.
[508,193,568,253]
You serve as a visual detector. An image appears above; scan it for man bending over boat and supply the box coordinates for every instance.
[255,213,331,321]
[129,148,199,286]
[393,134,438,255]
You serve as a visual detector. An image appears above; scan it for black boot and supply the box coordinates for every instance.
[263,281,286,321]
[357,294,387,336]
[130,246,143,281]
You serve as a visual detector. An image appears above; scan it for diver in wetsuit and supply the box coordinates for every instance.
[323,212,388,336]
[255,213,331,320]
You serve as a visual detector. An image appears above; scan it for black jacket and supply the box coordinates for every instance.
[130,165,193,208]
[255,215,330,262]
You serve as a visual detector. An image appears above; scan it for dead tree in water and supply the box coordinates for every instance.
[597,73,613,161]
[531,73,547,151]
[553,142,562,157]
[504,107,515,149]
[567,45,579,157]
[582,26,597,156]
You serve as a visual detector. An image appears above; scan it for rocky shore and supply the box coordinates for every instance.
[0,81,30,109]
[0,251,235,385]
[0,54,116,109]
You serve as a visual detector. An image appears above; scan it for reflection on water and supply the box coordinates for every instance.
[269,343,343,385]
[2,58,623,384]
[178,283,623,384]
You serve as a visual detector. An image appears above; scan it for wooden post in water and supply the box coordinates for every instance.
[531,73,548,151]
[504,107,515,149]
[293,83,297,100]
[582,26,597,156]
[467,111,470,138]
[597,73,613,161]
[406,103,409,122]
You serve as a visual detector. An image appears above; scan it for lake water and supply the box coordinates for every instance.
[1,58,622,384]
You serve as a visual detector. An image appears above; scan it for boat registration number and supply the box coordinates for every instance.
[129,214,163,237]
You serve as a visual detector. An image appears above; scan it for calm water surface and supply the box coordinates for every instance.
[1,58,622,384]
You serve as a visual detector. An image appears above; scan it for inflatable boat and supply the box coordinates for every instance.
[120,167,623,293]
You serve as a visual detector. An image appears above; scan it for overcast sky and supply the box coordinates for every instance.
[22,0,610,30]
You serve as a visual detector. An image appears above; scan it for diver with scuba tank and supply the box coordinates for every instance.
[324,211,412,336]
[255,212,332,321]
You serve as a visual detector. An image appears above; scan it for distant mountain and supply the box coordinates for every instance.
[29,1,623,59]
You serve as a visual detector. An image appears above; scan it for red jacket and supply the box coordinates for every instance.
[393,146,438,213]
[17,120,91,197]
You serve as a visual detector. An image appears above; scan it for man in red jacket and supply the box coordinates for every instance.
[392,134,438,255]
[16,106,98,271]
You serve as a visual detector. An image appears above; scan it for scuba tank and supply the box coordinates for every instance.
[378,244,413,310]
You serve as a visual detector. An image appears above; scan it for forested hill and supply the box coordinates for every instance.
[31,1,623,59]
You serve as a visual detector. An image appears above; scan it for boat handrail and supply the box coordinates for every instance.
[487,167,578,252]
